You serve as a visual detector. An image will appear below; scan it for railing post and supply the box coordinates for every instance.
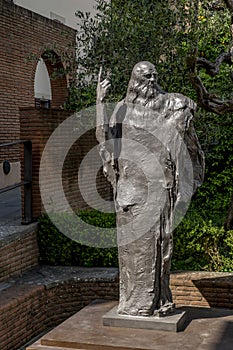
[22,140,32,224]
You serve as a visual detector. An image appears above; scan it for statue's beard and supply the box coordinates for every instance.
[140,84,155,99]
[126,82,159,110]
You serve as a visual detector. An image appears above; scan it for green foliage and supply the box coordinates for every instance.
[197,3,231,60]
[193,109,233,226]
[67,0,202,110]
[66,1,231,107]
[37,211,118,267]
[172,206,233,272]
[196,2,233,103]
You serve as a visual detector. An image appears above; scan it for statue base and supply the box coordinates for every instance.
[27,300,186,350]
[103,305,186,332]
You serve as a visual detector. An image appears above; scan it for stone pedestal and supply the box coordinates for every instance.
[103,305,186,332]
[27,300,187,350]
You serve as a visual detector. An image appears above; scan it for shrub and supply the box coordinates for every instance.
[37,210,118,267]
[172,206,233,272]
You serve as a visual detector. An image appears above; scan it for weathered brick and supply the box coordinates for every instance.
[0,0,76,165]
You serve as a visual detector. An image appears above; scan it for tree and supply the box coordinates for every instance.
[69,0,197,108]
[186,0,233,229]
[65,0,233,230]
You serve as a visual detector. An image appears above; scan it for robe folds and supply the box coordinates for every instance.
[97,92,204,316]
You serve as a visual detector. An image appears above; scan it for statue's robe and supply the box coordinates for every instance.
[97,92,204,316]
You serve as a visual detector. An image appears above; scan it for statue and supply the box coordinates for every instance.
[96,61,204,317]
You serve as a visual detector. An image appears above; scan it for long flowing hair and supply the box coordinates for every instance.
[125,61,162,108]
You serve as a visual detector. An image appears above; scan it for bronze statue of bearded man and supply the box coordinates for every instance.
[96,61,204,317]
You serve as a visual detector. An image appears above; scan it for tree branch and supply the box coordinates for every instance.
[189,75,233,114]
[196,52,232,76]
[186,0,233,116]
[187,52,233,115]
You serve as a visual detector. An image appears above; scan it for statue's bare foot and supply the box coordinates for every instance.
[153,302,175,317]
[138,309,152,317]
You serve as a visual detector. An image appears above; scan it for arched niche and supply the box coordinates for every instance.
[34,58,52,108]
[41,50,69,109]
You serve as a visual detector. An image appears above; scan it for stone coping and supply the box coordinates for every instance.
[170,270,233,286]
[1,265,233,293]
[0,222,38,247]
[0,265,119,292]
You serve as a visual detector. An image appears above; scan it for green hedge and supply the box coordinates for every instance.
[37,210,118,267]
[37,209,233,272]
[172,205,233,272]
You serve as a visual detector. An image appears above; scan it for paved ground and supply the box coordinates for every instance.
[27,298,233,350]
[0,187,30,247]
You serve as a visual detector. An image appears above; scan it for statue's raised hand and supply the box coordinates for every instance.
[97,66,111,103]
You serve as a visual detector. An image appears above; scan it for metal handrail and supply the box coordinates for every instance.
[0,140,30,148]
[0,140,32,224]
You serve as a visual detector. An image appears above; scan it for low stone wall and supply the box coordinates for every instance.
[171,271,233,309]
[0,223,39,282]
[0,267,233,350]
[0,267,119,350]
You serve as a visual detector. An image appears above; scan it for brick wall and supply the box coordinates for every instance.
[171,271,233,308]
[0,270,233,350]
[20,108,113,219]
[0,279,119,350]
[0,0,76,162]
[0,0,112,215]
[0,224,39,282]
